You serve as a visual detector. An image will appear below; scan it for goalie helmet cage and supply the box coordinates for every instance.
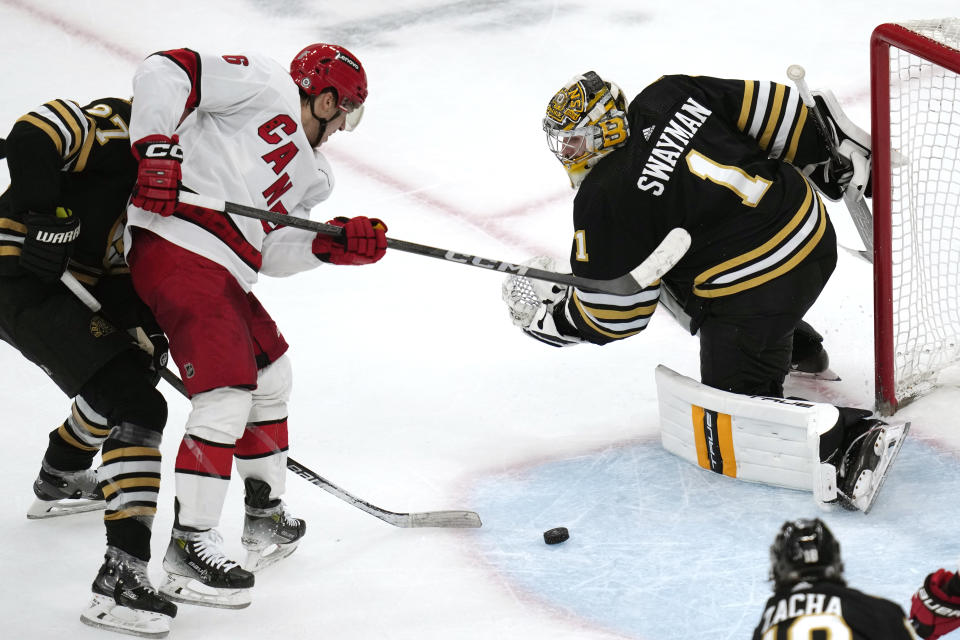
[872,19,960,415]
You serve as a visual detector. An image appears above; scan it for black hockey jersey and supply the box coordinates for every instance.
[0,97,136,284]
[752,581,916,639]
[562,75,838,344]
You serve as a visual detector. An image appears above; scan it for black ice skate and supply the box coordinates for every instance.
[790,321,839,381]
[837,420,910,513]
[159,528,255,609]
[241,478,306,572]
[80,546,177,639]
[27,463,104,519]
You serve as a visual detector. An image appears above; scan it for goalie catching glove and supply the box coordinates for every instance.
[911,568,960,640]
[802,90,872,202]
[502,256,583,347]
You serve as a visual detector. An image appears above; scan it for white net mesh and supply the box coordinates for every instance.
[888,19,960,405]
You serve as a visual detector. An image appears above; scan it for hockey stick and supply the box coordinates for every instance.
[786,65,873,261]
[178,191,691,295]
[60,271,482,528]
[285,458,481,528]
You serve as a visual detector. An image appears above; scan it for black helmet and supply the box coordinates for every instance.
[770,519,845,590]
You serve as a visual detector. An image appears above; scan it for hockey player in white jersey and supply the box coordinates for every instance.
[124,44,386,612]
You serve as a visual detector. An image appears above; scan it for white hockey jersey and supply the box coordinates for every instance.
[125,48,331,291]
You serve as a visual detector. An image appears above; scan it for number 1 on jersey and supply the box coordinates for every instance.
[686,149,771,207]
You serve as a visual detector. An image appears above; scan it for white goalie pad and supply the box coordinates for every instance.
[655,365,840,503]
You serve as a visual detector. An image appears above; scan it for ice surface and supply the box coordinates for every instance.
[1,1,959,638]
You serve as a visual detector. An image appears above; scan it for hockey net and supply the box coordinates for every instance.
[873,19,960,414]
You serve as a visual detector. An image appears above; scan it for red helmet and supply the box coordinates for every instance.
[290,43,368,110]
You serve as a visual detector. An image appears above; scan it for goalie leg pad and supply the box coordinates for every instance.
[656,365,840,503]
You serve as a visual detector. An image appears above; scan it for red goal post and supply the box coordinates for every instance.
[872,20,960,415]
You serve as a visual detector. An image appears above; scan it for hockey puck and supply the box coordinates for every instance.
[543,527,569,545]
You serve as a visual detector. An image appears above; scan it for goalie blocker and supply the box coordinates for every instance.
[655,365,908,513]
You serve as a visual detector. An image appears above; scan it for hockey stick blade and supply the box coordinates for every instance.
[286,459,482,528]
[178,192,689,296]
[162,368,479,527]
[60,276,481,529]
[842,191,874,260]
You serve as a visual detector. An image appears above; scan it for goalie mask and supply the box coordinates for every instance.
[770,519,845,591]
[543,71,629,188]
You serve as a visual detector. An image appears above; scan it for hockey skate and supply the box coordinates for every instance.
[837,420,910,513]
[27,464,104,519]
[159,528,255,609]
[241,478,307,572]
[789,321,839,381]
[80,546,177,639]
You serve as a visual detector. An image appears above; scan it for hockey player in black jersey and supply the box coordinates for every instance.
[503,72,907,512]
[0,98,176,635]
[753,518,916,639]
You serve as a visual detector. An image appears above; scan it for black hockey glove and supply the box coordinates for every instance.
[20,208,80,282]
[134,330,168,387]
[148,332,169,372]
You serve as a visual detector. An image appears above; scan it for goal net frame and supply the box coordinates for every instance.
[872,20,960,415]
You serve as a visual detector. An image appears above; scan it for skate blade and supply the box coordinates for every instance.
[789,367,841,382]
[80,593,172,639]
[27,497,105,519]
[242,541,300,572]
[159,573,251,609]
[840,421,911,514]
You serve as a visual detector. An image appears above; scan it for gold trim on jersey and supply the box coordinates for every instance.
[16,113,64,155]
[737,80,754,131]
[692,180,826,298]
[736,81,806,161]
[570,284,660,340]
[757,83,786,151]
[72,115,98,172]
[783,105,808,164]
[47,100,84,159]
[16,99,89,163]
[0,218,27,234]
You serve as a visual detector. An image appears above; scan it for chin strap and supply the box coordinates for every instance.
[307,95,331,146]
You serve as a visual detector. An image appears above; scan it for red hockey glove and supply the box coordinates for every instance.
[131,135,183,216]
[911,569,960,639]
[313,216,387,265]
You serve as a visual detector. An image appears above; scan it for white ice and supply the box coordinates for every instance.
[1,1,960,638]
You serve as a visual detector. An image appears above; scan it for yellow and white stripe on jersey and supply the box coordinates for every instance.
[736,80,809,164]
[570,282,661,340]
[15,99,90,167]
[692,178,827,298]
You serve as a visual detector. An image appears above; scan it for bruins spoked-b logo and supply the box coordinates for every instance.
[89,315,116,338]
